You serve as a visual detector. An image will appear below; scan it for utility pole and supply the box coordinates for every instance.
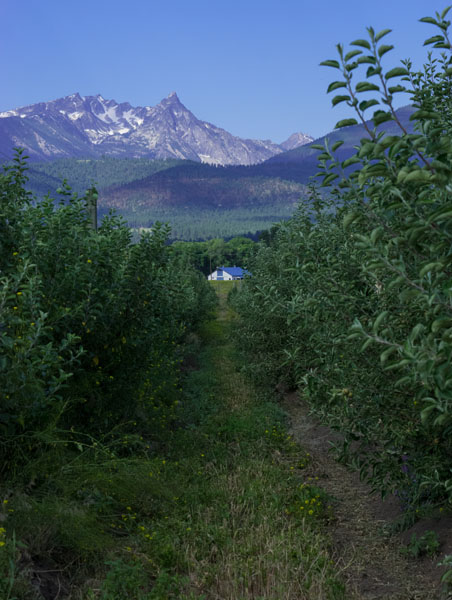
[86,186,98,232]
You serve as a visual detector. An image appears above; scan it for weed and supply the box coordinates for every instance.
[439,555,452,596]
[402,531,440,558]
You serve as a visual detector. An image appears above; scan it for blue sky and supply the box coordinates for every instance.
[1,0,443,141]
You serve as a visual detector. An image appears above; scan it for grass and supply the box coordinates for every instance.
[0,280,346,599]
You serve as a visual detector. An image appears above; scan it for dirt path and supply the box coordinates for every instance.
[282,391,452,600]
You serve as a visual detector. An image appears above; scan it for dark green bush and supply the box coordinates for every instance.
[0,151,216,473]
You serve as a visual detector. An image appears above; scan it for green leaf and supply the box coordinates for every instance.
[327,81,347,93]
[358,142,375,158]
[361,337,374,351]
[410,109,440,120]
[343,211,361,228]
[322,173,339,186]
[385,67,409,79]
[388,85,407,93]
[320,59,340,68]
[335,118,359,129]
[437,21,451,31]
[370,226,384,244]
[357,55,376,65]
[367,26,376,40]
[430,159,451,172]
[310,144,325,151]
[373,310,389,333]
[342,156,361,168]
[378,44,394,58]
[380,346,397,364]
[404,169,433,183]
[429,208,452,223]
[375,28,392,42]
[355,82,380,92]
[424,35,445,45]
[373,110,393,126]
[419,16,438,25]
[366,66,382,77]
[345,49,362,61]
[332,94,351,106]
[379,135,401,148]
[409,323,425,340]
[351,38,371,49]
[359,99,379,111]
[420,404,436,424]
[441,6,452,19]
[419,261,443,277]
[365,163,388,176]
[432,318,452,333]
[331,140,345,151]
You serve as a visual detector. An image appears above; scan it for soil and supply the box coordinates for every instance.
[281,390,452,600]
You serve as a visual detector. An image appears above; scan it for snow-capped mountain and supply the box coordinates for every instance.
[280,132,314,151]
[0,93,312,165]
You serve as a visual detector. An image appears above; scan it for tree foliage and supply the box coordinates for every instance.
[170,235,257,275]
[0,151,216,473]
[232,8,452,510]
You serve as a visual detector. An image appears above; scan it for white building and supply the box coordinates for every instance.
[208,266,250,281]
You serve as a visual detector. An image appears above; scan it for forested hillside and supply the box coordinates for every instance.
[27,157,184,196]
[25,158,308,240]
[23,103,415,241]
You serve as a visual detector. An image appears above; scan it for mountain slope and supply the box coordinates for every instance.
[0,93,312,166]
[25,105,416,204]
[266,105,416,169]
[21,105,416,240]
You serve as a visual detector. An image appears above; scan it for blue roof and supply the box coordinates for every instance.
[220,266,251,277]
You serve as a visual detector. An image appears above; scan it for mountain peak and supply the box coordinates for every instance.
[65,92,83,101]
[0,92,313,166]
[161,91,184,107]
[280,131,314,151]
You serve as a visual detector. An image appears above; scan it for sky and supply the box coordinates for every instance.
[0,0,445,141]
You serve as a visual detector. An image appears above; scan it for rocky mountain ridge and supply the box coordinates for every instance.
[0,93,313,165]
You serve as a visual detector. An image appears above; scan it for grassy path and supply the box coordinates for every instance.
[156,281,348,599]
[283,392,446,600]
[180,282,448,600]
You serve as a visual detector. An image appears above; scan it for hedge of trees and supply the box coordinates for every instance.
[171,236,258,275]
[0,151,217,475]
[231,9,452,513]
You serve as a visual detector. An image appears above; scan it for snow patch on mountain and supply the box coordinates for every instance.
[0,93,313,165]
